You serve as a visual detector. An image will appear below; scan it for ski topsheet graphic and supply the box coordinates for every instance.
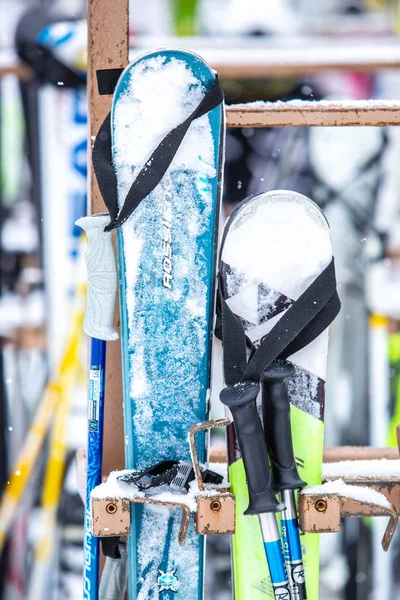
[108,50,224,599]
[218,191,338,600]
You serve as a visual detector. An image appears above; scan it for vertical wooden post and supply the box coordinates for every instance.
[87,2,129,477]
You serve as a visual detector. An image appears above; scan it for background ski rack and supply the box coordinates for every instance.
[86,0,400,576]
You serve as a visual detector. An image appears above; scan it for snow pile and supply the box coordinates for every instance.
[303,479,391,509]
[323,459,400,480]
[233,99,400,110]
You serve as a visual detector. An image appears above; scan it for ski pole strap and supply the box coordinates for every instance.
[91,76,224,231]
[219,258,341,386]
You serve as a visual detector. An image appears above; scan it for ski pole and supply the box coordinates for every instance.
[76,214,118,600]
[262,360,307,600]
[0,305,83,553]
[220,382,291,600]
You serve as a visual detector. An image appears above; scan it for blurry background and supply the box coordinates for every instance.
[2,0,400,599]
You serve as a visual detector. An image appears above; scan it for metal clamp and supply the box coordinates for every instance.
[189,419,235,536]
[300,490,398,551]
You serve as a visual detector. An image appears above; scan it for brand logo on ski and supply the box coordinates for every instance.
[273,584,291,600]
[83,507,92,598]
[162,199,173,290]
[292,564,305,584]
[158,568,178,593]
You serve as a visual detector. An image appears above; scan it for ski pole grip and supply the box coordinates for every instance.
[76,214,119,341]
[262,360,306,491]
[220,382,283,515]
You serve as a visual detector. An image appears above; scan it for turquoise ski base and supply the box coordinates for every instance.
[112,50,223,599]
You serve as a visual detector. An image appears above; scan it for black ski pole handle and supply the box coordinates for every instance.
[220,382,284,515]
[262,360,306,491]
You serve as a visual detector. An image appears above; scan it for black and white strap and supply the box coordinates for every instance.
[217,258,341,387]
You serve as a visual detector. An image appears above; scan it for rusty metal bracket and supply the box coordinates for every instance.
[92,495,192,545]
[300,490,398,551]
[188,418,231,492]
[189,419,235,536]
[91,418,235,545]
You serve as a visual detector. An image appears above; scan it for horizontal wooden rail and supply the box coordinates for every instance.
[226,101,400,127]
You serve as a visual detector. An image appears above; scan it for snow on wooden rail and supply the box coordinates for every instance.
[226,100,400,127]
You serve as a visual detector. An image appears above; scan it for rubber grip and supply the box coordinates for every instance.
[220,382,283,515]
[76,214,119,341]
[262,360,306,491]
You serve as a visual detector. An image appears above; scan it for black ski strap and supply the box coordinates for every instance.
[91,76,224,231]
[219,258,340,386]
[96,68,124,95]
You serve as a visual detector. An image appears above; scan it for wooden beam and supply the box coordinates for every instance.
[0,61,33,80]
[215,61,400,79]
[87,1,129,478]
[226,101,400,128]
[130,38,400,80]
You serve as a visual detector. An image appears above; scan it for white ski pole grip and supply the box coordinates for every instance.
[76,214,119,341]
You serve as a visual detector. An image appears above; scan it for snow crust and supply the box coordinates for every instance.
[323,459,400,480]
[303,479,391,509]
[234,99,400,110]
[113,55,215,181]
[223,191,331,302]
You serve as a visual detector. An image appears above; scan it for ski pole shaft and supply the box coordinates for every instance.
[84,337,106,600]
[262,360,307,600]
[220,382,290,599]
[77,214,118,600]
[259,513,292,599]
[0,307,83,553]
[280,490,307,600]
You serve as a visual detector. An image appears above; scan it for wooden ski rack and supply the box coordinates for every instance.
[91,419,235,545]
[90,417,400,550]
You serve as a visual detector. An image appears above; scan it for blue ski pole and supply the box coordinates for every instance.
[76,214,118,600]
[262,360,307,600]
[220,383,291,600]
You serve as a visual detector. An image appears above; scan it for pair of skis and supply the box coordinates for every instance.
[218,192,339,599]
[80,48,340,600]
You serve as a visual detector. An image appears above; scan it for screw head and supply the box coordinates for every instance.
[106,502,117,514]
[315,499,328,513]
[210,499,221,512]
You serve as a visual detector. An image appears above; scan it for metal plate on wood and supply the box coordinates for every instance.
[92,497,130,537]
[195,494,235,535]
